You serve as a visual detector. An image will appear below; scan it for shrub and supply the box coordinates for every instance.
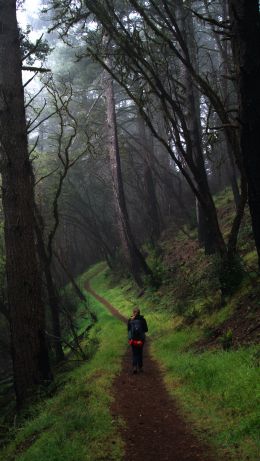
[184,308,199,324]
[220,329,233,351]
[144,244,166,289]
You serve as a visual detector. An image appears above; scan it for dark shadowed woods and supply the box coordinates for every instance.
[0,1,259,461]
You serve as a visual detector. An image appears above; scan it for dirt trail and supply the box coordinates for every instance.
[85,281,215,461]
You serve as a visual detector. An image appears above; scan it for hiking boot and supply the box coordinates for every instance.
[133,367,137,374]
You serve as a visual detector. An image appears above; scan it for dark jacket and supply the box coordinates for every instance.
[128,314,148,341]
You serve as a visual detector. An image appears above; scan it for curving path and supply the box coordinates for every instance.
[85,281,216,461]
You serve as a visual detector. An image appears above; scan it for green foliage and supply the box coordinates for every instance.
[144,244,166,289]
[0,274,125,461]
[220,329,233,351]
[183,307,199,324]
[213,187,234,208]
[2,183,257,460]
[20,26,51,66]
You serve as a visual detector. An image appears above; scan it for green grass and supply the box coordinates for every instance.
[0,275,126,461]
[90,264,260,461]
[91,268,180,333]
[154,335,260,460]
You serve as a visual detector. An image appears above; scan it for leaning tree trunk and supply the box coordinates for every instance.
[0,1,51,406]
[54,250,86,303]
[103,40,151,286]
[34,214,65,363]
[228,0,260,268]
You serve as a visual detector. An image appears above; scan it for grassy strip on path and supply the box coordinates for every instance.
[0,270,126,461]
[90,264,260,461]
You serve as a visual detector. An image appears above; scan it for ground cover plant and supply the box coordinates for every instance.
[90,265,260,460]
[0,275,126,461]
[0,192,259,461]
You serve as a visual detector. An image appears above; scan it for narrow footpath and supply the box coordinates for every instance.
[85,281,215,461]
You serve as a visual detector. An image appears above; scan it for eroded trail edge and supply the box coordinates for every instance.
[85,281,215,461]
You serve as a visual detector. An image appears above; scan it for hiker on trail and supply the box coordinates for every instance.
[128,307,148,374]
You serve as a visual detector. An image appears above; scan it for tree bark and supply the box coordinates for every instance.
[0,1,51,405]
[178,1,216,254]
[228,0,260,267]
[203,0,240,208]
[137,113,161,242]
[103,38,152,286]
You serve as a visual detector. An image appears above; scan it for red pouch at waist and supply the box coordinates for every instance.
[128,339,144,347]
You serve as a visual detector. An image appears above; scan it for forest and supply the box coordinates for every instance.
[0,1,259,460]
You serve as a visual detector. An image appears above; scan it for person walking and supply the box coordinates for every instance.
[128,307,148,374]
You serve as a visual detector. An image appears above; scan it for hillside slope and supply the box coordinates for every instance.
[0,189,259,461]
[88,189,260,461]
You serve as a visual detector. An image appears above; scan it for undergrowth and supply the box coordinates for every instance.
[85,192,260,460]
[0,274,126,461]
[1,188,259,461]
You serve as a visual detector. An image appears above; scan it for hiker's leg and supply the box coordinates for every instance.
[137,346,143,369]
[132,345,138,368]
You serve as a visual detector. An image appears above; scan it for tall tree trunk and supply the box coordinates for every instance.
[179,1,216,254]
[137,114,161,242]
[228,0,260,268]
[203,0,240,208]
[221,2,240,210]
[154,112,194,226]
[103,39,151,286]
[0,1,51,405]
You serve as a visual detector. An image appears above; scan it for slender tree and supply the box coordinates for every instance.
[103,35,152,285]
[35,207,65,363]
[137,113,161,242]
[178,0,215,253]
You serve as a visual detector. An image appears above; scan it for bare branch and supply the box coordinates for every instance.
[27,108,59,135]
[35,166,60,185]
[29,136,39,156]
[23,72,38,88]
[27,99,47,130]
[25,84,47,109]
[190,9,230,30]
[22,66,51,73]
